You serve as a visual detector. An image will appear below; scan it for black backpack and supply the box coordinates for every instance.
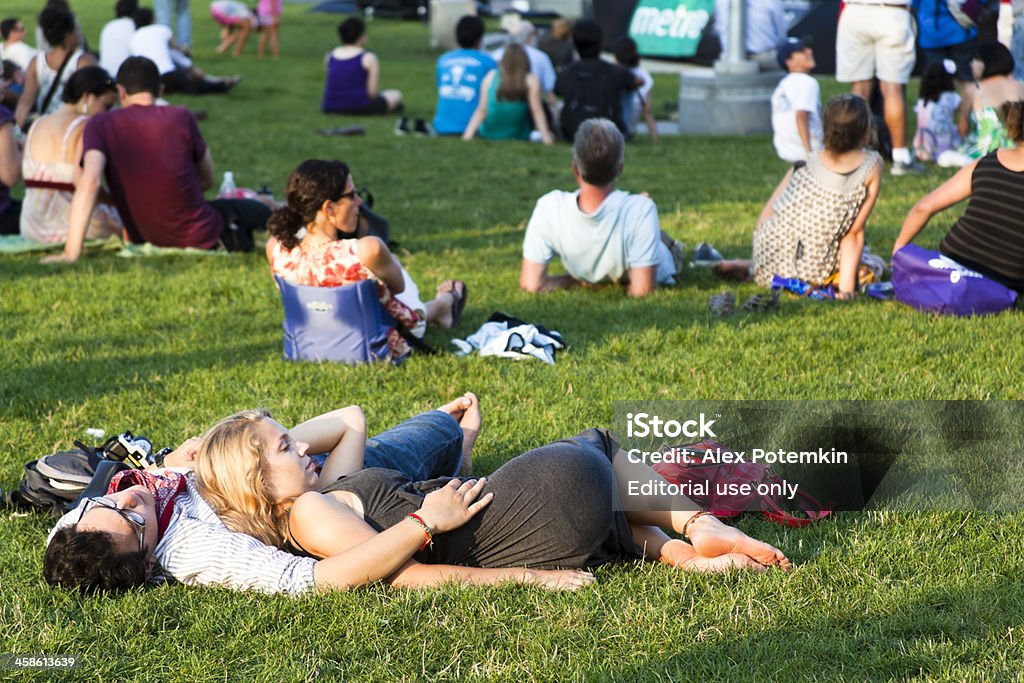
[10,449,104,517]
[559,63,623,141]
[8,433,159,517]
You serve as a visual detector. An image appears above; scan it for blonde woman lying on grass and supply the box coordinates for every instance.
[193,398,791,590]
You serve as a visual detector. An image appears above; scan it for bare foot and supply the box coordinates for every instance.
[683,553,767,572]
[431,280,466,329]
[456,393,480,475]
[436,392,482,475]
[437,394,471,420]
[658,538,766,572]
[431,281,456,328]
[685,516,791,570]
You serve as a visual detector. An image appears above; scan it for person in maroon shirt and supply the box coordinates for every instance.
[43,56,267,264]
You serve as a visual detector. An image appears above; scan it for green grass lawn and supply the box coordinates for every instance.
[2,2,1023,681]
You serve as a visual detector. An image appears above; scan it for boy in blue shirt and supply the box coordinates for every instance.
[432,16,496,135]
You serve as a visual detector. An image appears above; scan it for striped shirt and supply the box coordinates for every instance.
[941,152,1024,291]
[50,472,317,595]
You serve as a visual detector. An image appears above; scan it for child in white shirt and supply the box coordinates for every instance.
[771,37,823,162]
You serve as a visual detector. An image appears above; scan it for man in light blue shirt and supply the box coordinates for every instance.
[433,16,496,135]
[520,119,678,298]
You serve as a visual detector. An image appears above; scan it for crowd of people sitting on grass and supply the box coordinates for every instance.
[1,2,1024,597]
[0,4,1022,303]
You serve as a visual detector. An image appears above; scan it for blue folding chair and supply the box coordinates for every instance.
[275,276,401,364]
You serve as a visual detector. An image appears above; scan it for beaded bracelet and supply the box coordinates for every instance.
[682,511,714,541]
[406,513,433,551]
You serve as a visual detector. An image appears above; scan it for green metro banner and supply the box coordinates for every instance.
[628,0,717,58]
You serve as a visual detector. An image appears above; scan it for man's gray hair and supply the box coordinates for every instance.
[573,119,624,187]
[513,21,537,45]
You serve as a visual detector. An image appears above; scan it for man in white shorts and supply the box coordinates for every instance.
[835,1,923,174]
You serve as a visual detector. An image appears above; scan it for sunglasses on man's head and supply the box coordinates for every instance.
[77,496,146,553]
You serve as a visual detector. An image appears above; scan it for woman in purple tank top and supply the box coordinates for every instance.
[322,17,402,115]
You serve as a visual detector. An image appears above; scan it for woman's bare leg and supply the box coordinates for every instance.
[216,28,235,54]
[613,448,790,569]
[436,392,481,475]
[232,22,253,57]
[382,89,402,112]
[425,280,466,329]
[424,295,455,328]
[268,24,280,58]
[257,25,269,57]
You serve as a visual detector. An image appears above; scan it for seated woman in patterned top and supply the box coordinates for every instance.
[713,94,882,300]
[265,159,466,361]
[893,100,1024,292]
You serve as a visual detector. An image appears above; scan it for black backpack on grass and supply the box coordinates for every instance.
[7,433,156,517]
[10,449,104,517]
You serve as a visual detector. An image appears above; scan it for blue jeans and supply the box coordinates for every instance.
[363,411,463,481]
[155,0,192,49]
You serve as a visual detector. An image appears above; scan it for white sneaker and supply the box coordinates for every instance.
[936,150,970,168]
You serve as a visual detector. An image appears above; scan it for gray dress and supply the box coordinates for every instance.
[317,429,643,568]
[752,150,880,286]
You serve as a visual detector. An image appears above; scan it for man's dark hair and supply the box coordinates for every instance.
[613,36,639,68]
[0,18,19,40]
[572,19,603,59]
[132,7,154,28]
[117,56,160,96]
[44,527,148,594]
[338,17,365,45]
[455,15,485,49]
[115,0,139,19]
[976,41,1015,79]
[38,6,75,47]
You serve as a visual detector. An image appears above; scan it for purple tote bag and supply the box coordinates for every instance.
[892,244,1018,316]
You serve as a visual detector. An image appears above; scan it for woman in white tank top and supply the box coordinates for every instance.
[14,5,96,130]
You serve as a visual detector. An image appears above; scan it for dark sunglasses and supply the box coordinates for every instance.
[78,496,147,553]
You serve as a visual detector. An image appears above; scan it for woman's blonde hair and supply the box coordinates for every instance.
[497,42,530,102]
[193,409,290,548]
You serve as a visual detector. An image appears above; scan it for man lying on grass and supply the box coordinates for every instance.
[44,395,790,595]
[44,395,486,593]
[519,118,682,298]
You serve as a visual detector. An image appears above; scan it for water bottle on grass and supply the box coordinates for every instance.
[218,171,237,198]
